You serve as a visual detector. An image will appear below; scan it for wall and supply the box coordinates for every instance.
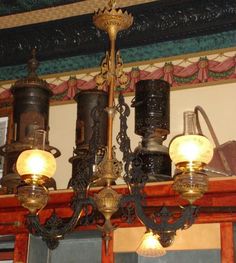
[114,224,221,252]
[49,82,236,189]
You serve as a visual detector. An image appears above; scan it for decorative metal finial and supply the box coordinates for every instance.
[108,0,116,9]
[27,49,39,78]
[93,1,133,40]
[11,48,52,93]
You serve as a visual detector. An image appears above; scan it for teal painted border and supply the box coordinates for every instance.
[1,30,236,81]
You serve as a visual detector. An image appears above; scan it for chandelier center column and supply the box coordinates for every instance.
[93,2,133,160]
[107,30,116,160]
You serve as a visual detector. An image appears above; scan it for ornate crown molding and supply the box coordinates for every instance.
[0,0,235,68]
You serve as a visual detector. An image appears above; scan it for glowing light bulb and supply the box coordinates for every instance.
[136,231,166,257]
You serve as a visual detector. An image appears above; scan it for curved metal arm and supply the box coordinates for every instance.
[135,200,198,232]
[120,193,198,234]
[27,197,95,250]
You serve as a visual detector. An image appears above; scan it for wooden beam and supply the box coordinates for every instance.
[13,233,29,263]
[1,179,236,211]
[0,250,13,260]
[220,222,235,263]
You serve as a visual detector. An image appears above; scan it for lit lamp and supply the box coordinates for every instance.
[16,130,56,214]
[136,230,166,257]
[169,111,214,203]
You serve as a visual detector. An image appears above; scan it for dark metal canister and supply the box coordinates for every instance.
[0,54,60,193]
[134,137,172,182]
[68,89,108,189]
[132,79,170,137]
[11,84,52,143]
[74,89,108,149]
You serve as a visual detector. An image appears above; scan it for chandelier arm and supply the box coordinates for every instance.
[27,197,94,249]
[194,105,233,175]
[119,194,136,224]
[134,198,199,232]
[78,199,97,226]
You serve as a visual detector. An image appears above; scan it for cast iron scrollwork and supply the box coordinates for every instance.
[116,91,199,240]
[135,203,199,233]
[26,96,105,249]
[27,197,94,249]
[116,92,132,174]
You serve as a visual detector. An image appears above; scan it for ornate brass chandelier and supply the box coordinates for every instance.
[1,0,214,252]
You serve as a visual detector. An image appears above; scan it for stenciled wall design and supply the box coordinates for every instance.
[0,49,235,107]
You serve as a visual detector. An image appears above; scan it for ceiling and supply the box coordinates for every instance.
[0,0,83,16]
[0,0,235,80]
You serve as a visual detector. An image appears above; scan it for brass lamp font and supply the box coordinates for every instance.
[169,111,214,203]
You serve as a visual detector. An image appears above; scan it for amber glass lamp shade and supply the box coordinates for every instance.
[16,129,56,184]
[16,149,56,185]
[169,135,213,170]
[169,111,214,204]
[16,130,56,214]
[136,231,166,258]
[16,149,55,214]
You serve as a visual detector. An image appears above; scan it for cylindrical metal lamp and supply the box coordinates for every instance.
[132,79,170,138]
[0,52,60,193]
[74,89,108,150]
[134,137,171,182]
[68,89,108,188]
[132,79,171,182]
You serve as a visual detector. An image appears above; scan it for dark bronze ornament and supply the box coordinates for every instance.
[158,230,176,248]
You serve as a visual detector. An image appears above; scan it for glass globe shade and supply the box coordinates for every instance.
[136,231,166,257]
[16,149,56,182]
[169,134,213,168]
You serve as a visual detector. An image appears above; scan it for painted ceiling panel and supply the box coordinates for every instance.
[0,0,84,16]
[0,0,235,80]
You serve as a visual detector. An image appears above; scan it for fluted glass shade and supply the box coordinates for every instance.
[16,149,56,184]
[169,134,213,169]
[136,231,166,257]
